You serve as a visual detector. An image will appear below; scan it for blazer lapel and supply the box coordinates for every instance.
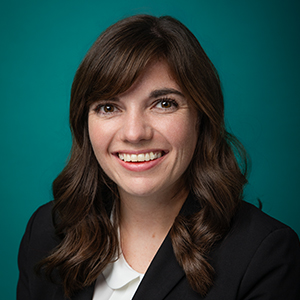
[132,234,185,300]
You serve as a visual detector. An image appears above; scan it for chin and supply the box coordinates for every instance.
[118,182,164,199]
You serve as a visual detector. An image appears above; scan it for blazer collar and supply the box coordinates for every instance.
[132,193,201,300]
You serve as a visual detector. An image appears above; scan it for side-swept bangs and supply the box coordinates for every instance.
[70,16,168,146]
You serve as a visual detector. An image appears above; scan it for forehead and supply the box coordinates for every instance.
[117,59,182,98]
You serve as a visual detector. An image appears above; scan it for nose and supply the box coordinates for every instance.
[120,110,153,144]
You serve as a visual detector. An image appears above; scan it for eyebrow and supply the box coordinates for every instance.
[149,88,184,98]
[106,88,184,102]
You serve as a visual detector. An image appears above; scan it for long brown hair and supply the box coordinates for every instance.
[38,15,248,297]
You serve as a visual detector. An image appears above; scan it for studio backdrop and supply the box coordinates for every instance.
[1,0,299,298]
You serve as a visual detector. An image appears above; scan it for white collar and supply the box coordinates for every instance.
[103,253,144,289]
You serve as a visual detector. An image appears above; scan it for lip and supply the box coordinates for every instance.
[113,150,168,172]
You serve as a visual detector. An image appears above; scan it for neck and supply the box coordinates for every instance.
[116,187,188,273]
[118,187,188,234]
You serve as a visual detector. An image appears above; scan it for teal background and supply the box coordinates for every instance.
[1,0,299,298]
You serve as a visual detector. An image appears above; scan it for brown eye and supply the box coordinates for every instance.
[93,103,118,114]
[161,101,172,108]
[103,105,114,113]
[155,99,178,110]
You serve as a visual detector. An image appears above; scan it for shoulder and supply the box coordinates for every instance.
[27,201,54,228]
[219,200,300,264]
[238,200,291,229]
[19,201,59,265]
[17,202,64,299]
[231,200,296,239]
[207,201,300,299]
[26,201,55,236]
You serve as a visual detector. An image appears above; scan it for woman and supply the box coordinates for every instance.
[17,15,300,300]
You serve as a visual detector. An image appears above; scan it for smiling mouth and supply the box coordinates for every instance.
[118,151,164,162]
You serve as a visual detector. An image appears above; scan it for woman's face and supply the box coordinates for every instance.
[88,60,198,200]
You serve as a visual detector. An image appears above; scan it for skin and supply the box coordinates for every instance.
[88,60,198,272]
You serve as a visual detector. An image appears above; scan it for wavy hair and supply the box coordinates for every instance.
[38,14,248,297]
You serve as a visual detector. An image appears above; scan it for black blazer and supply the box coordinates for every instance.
[17,195,300,300]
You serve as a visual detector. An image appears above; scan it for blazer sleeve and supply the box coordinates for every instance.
[238,227,300,300]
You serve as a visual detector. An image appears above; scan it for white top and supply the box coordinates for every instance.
[92,252,144,300]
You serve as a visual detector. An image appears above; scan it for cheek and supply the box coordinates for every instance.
[167,114,198,153]
[88,121,99,149]
[88,119,109,160]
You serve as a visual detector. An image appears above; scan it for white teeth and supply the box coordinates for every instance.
[118,151,163,162]
[137,154,144,162]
